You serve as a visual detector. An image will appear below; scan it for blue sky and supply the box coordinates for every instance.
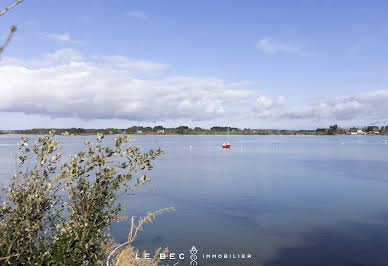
[1,0,388,129]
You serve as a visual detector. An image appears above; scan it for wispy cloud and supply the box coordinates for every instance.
[40,33,80,44]
[256,37,310,56]
[127,10,147,20]
[44,49,83,62]
[250,90,388,123]
[93,55,169,72]
[279,91,388,121]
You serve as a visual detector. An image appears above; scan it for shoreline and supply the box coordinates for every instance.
[1,132,386,136]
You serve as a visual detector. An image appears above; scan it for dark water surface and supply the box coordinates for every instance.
[1,134,388,266]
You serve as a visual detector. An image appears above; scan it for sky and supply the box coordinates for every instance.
[1,0,388,130]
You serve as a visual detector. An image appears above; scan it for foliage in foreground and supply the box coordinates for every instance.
[0,132,163,265]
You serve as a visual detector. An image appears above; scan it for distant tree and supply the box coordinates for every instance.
[210,126,228,132]
[316,128,327,133]
[143,127,153,133]
[328,124,338,135]
[153,126,164,132]
[366,126,379,132]
[176,126,189,134]
[127,126,143,134]
[70,127,86,134]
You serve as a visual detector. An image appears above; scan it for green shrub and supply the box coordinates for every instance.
[0,131,162,265]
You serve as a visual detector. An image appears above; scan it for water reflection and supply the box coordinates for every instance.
[264,214,388,266]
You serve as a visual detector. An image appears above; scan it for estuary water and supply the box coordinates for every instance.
[1,134,388,266]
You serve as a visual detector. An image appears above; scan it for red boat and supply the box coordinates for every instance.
[222,127,231,148]
[222,142,231,148]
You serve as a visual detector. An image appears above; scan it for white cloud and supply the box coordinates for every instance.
[0,49,280,122]
[93,55,169,72]
[40,33,80,44]
[255,96,286,112]
[264,90,388,122]
[256,37,310,56]
[44,49,83,63]
[3,49,385,125]
[127,10,147,20]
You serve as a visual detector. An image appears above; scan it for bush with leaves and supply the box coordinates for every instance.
[0,131,163,265]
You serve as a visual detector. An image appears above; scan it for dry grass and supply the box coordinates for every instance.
[106,208,176,266]
[113,246,174,266]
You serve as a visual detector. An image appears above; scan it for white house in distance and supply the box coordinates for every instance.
[348,129,365,135]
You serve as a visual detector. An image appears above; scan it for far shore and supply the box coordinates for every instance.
[1,130,386,137]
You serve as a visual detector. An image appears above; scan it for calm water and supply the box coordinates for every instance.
[1,134,388,266]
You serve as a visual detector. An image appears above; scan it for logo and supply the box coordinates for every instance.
[113,242,252,265]
[189,245,198,265]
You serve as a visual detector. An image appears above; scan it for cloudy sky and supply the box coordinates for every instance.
[1,0,388,129]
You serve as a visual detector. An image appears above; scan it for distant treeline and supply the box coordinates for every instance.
[315,125,388,135]
[1,125,387,135]
[0,125,388,135]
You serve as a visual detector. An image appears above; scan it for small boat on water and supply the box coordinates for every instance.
[222,127,231,148]
[222,142,231,148]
